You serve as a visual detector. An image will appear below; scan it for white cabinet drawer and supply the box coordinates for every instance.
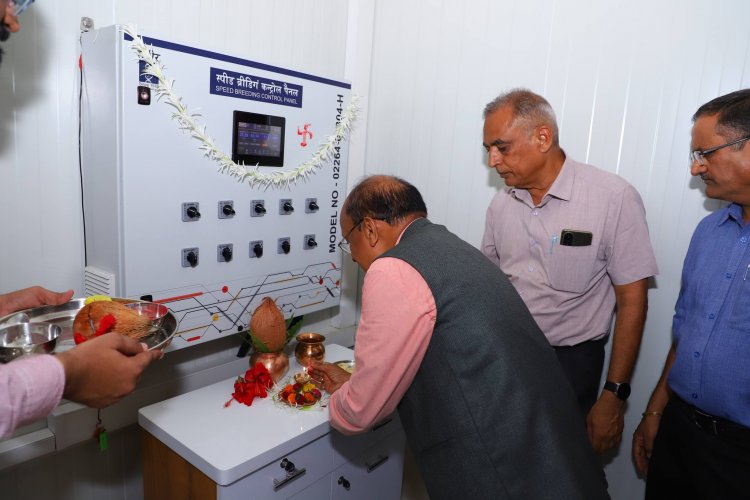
[330,413,402,467]
[330,431,405,500]
[218,434,334,500]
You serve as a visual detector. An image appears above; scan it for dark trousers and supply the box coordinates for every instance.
[646,397,750,500]
[553,337,607,416]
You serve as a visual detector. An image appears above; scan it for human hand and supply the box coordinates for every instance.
[309,360,351,394]
[586,392,625,453]
[3,1,19,33]
[56,332,163,408]
[632,412,661,477]
[0,286,74,316]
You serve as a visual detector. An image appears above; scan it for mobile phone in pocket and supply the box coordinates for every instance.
[560,229,593,247]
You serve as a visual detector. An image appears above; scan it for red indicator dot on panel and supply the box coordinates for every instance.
[336,280,340,286]
[319,279,324,285]
[222,286,228,293]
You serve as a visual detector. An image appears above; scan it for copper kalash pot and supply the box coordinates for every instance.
[294,333,326,366]
[249,350,289,383]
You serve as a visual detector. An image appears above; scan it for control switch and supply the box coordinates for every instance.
[251,200,266,217]
[305,198,319,213]
[182,247,199,268]
[182,202,201,222]
[279,199,294,215]
[218,244,233,262]
[304,234,318,250]
[250,240,263,258]
[219,200,235,219]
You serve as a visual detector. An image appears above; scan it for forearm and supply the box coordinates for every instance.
[606,279,649,383]
[0,355,65,437]
[329,259,436,434]
[644,343,676,412]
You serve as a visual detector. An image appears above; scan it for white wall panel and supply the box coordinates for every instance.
[365,1,750,498]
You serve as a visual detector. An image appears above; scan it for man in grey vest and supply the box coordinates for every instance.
[312,175,609,499]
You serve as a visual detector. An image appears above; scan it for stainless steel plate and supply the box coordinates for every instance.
[333,359,355,373]
[0,298,178,353]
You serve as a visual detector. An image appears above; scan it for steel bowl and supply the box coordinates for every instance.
[0,322,61,363]
[124,301,169,330]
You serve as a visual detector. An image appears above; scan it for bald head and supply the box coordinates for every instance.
[344,175,427,225]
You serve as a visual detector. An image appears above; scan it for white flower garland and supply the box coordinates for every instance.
[122,25,358,189]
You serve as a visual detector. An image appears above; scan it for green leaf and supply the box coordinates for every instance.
[285,315,305,343]
[247,330,272,353]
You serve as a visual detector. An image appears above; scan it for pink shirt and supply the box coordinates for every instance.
[482,157,658,346]
[0,354,65,437]
[328,256,437,435]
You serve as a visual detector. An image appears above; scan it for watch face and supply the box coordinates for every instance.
[605,381,631,400]
[618,383,631,400]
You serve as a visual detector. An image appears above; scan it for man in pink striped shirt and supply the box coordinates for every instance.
[312,175,609,499]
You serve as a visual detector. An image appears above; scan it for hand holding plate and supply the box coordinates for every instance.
[309,360,351,394]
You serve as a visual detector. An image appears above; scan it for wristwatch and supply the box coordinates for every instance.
[603,381,631,401]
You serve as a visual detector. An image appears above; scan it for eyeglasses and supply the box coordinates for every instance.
[338,220,363,254]
[690,135,750,166]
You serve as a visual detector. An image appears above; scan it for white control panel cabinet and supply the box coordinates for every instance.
[80,25,351,351]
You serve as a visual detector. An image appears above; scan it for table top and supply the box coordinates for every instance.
[138,344,353,485]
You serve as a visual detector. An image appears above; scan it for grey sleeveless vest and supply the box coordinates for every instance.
[381,218,609,499]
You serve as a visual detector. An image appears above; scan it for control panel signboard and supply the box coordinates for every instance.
[81,26,351,350]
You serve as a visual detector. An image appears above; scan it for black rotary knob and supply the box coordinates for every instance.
[221,246,233,262]
[253,243,263,258]
[280,458,296,472]
[281,240,291,254]
[308,200,319,211]
[307,237,317,248]
[186,251,198,267]
[186,206,200,219]
[254,203,266,214]
[222,204,235,216]
[283,201,294,213]
[338,476,350,490]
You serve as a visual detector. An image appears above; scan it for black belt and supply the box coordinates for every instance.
[674,397,750,440]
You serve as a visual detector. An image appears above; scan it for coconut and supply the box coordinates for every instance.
[249,297,286,352]
[73,301,152,340]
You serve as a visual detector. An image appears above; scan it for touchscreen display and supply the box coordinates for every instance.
[232,111,285,166]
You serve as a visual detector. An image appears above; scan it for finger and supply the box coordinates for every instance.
[107,333,149,356]
[131,349,162,372]
[57,290,75,304]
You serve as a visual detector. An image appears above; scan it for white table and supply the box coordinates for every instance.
[138,344,405,499]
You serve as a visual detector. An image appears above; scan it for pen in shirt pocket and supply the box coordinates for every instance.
[744,263,750,281]
[549,234,557,255]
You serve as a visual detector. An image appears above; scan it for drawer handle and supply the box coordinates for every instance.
[337,476,351,490]
[372,418,392,432]
[273,459,307,491]
[366,454,389,473]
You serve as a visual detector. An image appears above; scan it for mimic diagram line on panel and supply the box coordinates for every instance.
[151,261,341,344]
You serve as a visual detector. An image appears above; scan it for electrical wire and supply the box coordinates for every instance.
[78,34,87,266]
